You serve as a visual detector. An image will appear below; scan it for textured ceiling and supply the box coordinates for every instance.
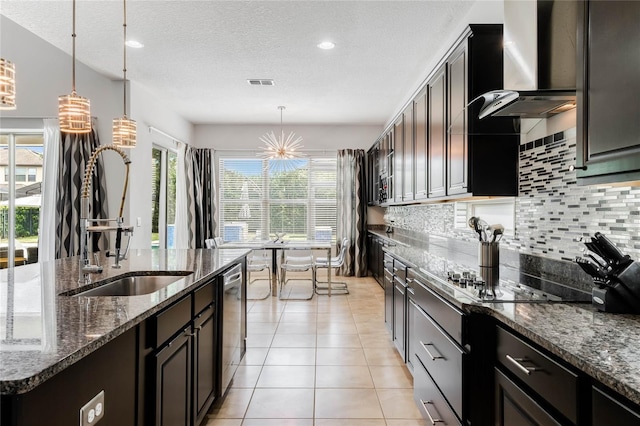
[2,1,477,125]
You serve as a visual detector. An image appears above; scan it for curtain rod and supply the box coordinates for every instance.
[148,126,183,144]
[214,148,335,152]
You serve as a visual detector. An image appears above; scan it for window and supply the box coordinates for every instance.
[151,146,177,249]
[0,132,44,267]
[218,157,337,242]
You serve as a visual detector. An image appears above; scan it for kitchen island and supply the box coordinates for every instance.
[370,229,640,424]
[0,248,250,426]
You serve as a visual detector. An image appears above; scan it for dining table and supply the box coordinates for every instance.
[218,239,333,296]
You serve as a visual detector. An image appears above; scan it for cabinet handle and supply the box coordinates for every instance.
[420,341,445,361]
[184,328,196,338]
[419,399,444,424]
[505,354,541,375]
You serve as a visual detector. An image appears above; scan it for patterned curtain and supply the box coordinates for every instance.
[180,146,216,248]
[55,119,109,258]
[336,149,367,276]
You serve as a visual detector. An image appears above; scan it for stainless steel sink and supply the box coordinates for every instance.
[69,272,193,297]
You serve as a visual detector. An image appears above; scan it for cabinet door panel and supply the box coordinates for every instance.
[428,65,447,198]
[577,1,640,183]
[393,279,406,360]
[403,103,414,201]
[447,44,468,195]
[494,368,561,426]
[394,117,404,203]
[414,90,428,199]
[194,305,217,425]
[593,386,640,426]
[155,330,192,426]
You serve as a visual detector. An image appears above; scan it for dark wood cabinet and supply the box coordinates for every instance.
[393,116,404,204]
[576,0,640,185]
[393,276,406,360]
[414,88,428,200]
[428,64,447,199]
[366,233,385,287]
[155,327,192,426]
[193,304,217,426]
[403,102,415,201]
[409,270,466,423]
[383,253,394,334]
[367,24,517,205]
[447,43,468,195]
[495,367,561,426]
[592,385,640,426]
[1,329,137,426]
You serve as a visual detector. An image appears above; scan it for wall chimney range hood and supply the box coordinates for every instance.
[477,0,577,119]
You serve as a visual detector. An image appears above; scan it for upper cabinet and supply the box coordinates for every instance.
[403,102,415,202]
[414,88,428,200]
[393,115,404,204]
[576,0,640,185]
[428,64,447,199]
[367,24,519,206]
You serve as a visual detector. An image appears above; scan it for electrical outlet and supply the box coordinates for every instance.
[80,390,104,426]
[136,217,142,227]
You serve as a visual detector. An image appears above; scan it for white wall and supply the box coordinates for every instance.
[0,15,192,250]
[386,0,505,131]
[194,123,382,152]
[127,81,193,249]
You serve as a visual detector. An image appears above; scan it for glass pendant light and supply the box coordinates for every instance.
[113,0,136,148]
[58,0,92,134]
[0,58,16,110]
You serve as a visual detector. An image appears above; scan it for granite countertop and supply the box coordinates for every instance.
[0,248,250,395]
[370,230,640,406]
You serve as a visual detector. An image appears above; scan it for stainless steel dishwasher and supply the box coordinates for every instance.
[221,263,243,394]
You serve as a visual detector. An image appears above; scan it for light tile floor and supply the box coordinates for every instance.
[206,273,427,426]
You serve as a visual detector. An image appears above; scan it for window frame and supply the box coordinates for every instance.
[217,152,337,242]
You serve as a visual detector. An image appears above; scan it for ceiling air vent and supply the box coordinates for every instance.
[247,79,275,86]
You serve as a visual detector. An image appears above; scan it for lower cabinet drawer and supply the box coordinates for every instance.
[496,325,578,424]
[412,299,465,418]
[411,272,465,346]
[414,357,461,426]
[154,294,192,347]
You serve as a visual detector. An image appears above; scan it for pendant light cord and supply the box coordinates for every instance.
[123,0,128,117]
[71,0,77,93]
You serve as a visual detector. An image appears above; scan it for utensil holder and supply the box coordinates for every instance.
[479,242,500,291]
[479,241,499,269]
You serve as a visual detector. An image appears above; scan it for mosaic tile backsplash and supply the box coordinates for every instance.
[387,127,640,263]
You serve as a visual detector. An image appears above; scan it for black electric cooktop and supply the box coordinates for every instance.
[414,253,592,304]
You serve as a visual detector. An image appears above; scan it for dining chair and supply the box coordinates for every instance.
[313,237,349,295]
[246,250,271,299]
[279,250,315,300]
[205,238,216,249]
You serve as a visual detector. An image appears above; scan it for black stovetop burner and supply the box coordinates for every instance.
[443,269,592,303]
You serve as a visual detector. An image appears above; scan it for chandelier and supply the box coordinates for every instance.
[112,0,136,147]
[0,58,16,110]
[58,0,92,134]
[259,106,304,172]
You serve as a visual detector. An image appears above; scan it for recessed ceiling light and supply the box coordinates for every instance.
[125,40,144,48]
[317,41,335,50]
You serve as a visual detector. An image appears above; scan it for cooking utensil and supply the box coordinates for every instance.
[488,224,504,243]
[477,218,489,242]
[593,232,632,269]
[468,217,483,241]
[575,256,608,281]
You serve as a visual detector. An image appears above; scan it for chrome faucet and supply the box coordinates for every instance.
[79,145,134,285]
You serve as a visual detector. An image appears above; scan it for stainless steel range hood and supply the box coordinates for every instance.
[477,0,577,119]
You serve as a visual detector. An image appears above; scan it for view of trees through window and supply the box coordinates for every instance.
[219,157,336,242]
[0,132,43,268]
[151,147,177,248]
